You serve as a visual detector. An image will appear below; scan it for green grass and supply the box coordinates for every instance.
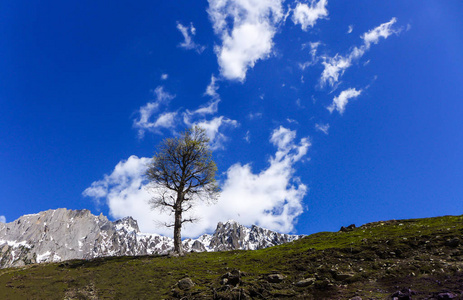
[1,214,463,299]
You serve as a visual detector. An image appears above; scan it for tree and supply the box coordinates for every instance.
[146,126,220,255]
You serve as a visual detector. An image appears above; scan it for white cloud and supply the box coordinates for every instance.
[204,75,220,100]
[209,128,309,234]
[362,17,398,48]
[186,101,220,121]
[315,123,329,134]
[286,118,298,124]
[207,0,284,81]
[83,127,309,237]
[292,0,328,31]
[328,88,362,114]
[82,155,151,207]
[0,215,6,223]
[271,126,296,152]
[177,22,206,53]
[83,155,160,232]
[320,54,351,87]
[153,85,175,103]
[193,116,239,150]
[347,24,353,34]
[320,18,399,87]
[153,111,178,129]
[133,86,176,138]
[190,82,238,148]
[161,73,168,80]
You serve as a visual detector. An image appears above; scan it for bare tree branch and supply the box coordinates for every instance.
[145,126,220,255]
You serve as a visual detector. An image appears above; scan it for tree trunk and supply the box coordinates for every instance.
[173,209,183,255]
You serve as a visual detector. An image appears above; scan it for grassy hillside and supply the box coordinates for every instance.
[1,215,463,299]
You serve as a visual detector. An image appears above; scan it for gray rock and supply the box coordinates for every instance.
[267,273,285,283]
[335,273,354,281]
[295,277,315,287]
[177,278,194,290]
[437,292,456,299]
[221,269,241,286]
[391,288,416,300]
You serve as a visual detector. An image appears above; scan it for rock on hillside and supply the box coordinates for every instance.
[0,209,301,269]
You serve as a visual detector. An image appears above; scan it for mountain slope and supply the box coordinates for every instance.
[1,214,463,299]
[0,209,301,269]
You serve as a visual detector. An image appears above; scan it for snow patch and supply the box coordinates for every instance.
[36,251,51,263]
[0,239,31,249]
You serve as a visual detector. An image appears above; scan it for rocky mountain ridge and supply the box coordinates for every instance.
[0,208,301,269]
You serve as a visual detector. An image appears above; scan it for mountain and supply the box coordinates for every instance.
[0,208,301,269]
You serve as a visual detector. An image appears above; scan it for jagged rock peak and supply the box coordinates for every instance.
[0,209,302,269]
[114,216,140,233]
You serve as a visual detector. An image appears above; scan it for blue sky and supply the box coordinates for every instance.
[1,1,462,238]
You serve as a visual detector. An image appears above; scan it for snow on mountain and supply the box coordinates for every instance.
[0,208,303,269]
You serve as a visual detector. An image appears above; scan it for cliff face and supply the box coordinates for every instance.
[0,209,301,269]
[0,209,167,268]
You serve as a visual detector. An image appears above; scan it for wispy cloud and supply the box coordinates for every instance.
[320,18,400,87]
[362,18,398,48]
[347,24,353,34]
[83,127,309,237]
[184,76,221,124]
[0,215,6,223]
[315,123,330,134]
[320,54,351,87]
[152,111,178,129]
[133,86,176,138]
[287,118,298,124]
[299,42,321,70]
[204,75,220,100]
[328,87,362,114]
[248,112,263,120]
[134,83,238,150]
[177,22,206,53]
[292,0,328,31]
[207,0,284,81]
[160,73,168,80]
[244,130,251,143]
[185,100,220,120]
